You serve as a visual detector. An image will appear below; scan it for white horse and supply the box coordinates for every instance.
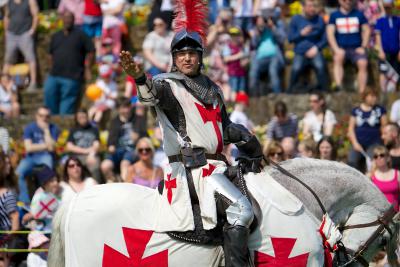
[48,158,400,267]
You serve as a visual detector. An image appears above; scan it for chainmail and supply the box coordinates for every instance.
[154,72,223,105]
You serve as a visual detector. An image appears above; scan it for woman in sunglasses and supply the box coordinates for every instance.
[263,140,285,164]
[370,145,399,211]
[126,137,163,189]
[60,156,97,204]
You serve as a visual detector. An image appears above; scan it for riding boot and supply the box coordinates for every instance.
[223,225,251,267]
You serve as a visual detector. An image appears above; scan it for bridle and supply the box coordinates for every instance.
[334,207,397,267]
[266,158,399,267]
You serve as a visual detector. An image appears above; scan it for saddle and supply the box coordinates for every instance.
[158,165,261,246]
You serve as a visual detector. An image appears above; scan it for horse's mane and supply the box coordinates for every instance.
[265,158,390,224]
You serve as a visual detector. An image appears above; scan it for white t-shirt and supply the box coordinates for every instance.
[101,0,125,29]
[229,110,254,131]
[303,109,337,142]
[27,253,47,267]
[95,79,118,108]
[142,31,174,71]
[60,178,97,204]
[390,99,400,126]
[0,85,15,111]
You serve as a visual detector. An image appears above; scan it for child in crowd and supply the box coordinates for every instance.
[0,151,19,267]
[0,73,19,118]
[27,165,60,232]
[229,92,254,132]
[297,138,316,158]
[97,38,120,75]
[222,27,250,102]
[88,64,118,123]
[26,231,50,267]
[82,0,103,57]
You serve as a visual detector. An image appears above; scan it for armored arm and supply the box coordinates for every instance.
[134,75,174,108]
[221,106,263,172]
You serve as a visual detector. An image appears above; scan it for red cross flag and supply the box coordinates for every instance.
[336,17,360,34]
[30,191,59,219]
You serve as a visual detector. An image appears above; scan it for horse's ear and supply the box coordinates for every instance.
[385,216,400,267]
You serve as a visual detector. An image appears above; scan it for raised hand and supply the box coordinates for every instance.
[119,50,144,79]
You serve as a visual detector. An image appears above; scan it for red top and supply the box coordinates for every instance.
[84,0,102,16]
[372,169,399,211]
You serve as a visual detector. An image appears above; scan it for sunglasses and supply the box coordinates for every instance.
[37,113,50,118]
[269,152,283,157]
[67,163,81,168]
[138,148,152,154]
[373,153,387,159]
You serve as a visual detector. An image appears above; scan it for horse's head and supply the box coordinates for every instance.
[333,209,399,267]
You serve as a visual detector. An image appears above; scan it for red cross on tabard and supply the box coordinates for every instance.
[254,237,310,267]
[103,228,168,267]
[336,18,359,33]
[194,103,223,153]
[35,198,56,219]
[202,164,216,177]
[165,174,177,204]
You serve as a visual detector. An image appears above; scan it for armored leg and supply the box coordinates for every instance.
[207,173,253,267]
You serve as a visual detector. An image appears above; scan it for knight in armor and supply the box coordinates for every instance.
[120,1,262,265]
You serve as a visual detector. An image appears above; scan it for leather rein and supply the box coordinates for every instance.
[266,158,398,267]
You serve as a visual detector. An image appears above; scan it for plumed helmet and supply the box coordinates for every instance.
[171,0,208,55]
[171,30,203,54]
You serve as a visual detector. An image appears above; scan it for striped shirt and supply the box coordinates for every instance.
[266,113,299,141]
[0,190,17,231]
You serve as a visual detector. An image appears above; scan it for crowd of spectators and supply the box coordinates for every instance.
[0,0,399,265]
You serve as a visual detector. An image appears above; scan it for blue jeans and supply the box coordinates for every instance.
[249,54,284,95]
[288,52,328,92]
[16,154,54,204]
[44,75,82,115]
[147,66,164,77]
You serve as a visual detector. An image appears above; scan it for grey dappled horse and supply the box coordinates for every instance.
[48,158,400,266]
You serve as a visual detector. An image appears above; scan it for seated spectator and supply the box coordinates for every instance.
[288,0,328,93]
[100,0,125,57]
[347,88,387,172]
[302,93,337,142]
[207,8,234,49]
[0,151,19,267]
[249,9,286,95]
[263,140,284,164]
[297,138,316,158]
[2,0,38,91]
[381,123,400,170]
[44,11,95,115]
[327,0,370,93]
[16,106,60,204]
[316,136,337,160]
[369,145,399,211]
[88,64,118,123]
[27,231,50,267]
[29,165,60,232]
[125,137,163,188]
[65,109,101,182]
[0,127,10,154]
[281,137,297,160]
[82,0,103,57]
[375,0,400,92]
[60,156,97,204]
[101,98,146,183]
[390,98,400,126]
[234,0,254,32]
[142,16,173,77]
[229,92,254,131]
[57,0,85,27]
[98,38,120,73]
[0,73,19,118]
[222,27,250,102]
[266,101,298,142]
